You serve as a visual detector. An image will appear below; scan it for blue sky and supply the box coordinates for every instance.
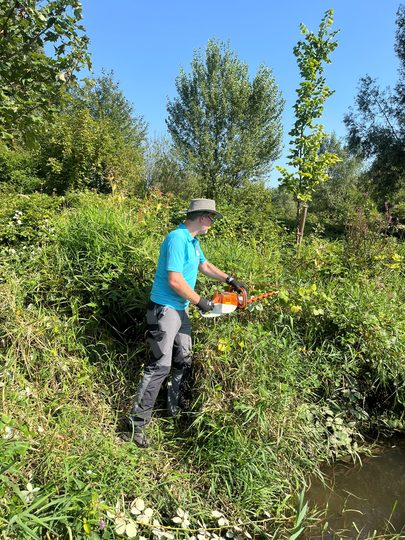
[80,0,401,184]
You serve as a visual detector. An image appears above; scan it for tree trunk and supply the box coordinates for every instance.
[296,201,308,246]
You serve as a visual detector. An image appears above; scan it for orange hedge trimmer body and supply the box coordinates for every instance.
[201,286,278,317]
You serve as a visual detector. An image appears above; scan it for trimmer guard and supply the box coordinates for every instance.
[200,302,238,318]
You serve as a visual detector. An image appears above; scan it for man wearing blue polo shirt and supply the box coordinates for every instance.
[128,199,244,447]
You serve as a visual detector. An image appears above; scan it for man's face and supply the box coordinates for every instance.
[200,213,216,234]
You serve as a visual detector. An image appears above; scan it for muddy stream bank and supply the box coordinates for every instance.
[304,437,405,539]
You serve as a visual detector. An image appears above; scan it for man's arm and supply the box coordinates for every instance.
[198,261,228,282]
[168,271,201,304]
[199,261,246,292]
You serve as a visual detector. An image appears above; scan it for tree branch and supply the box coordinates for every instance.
[372,94,401,144]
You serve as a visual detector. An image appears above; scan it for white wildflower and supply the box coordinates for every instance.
[144,507,154,518]
[3,426,14,440]
[137,514,151,525]
[172,507,190,528]
[197,532,211,540]
[130,497,145,515]
[20,482,40,503]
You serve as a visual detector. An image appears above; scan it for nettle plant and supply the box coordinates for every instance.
[277,9,340,246]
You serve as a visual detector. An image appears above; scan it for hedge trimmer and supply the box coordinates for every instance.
[201,286,279,318]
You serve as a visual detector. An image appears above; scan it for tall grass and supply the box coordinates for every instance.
[0,191,404,538]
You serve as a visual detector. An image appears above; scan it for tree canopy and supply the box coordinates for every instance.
[68,71,147,148]
[166,39,284,197]
[344,4,405,204]
[0,0,90,143]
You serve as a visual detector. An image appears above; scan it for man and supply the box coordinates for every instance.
[127,198,244,447]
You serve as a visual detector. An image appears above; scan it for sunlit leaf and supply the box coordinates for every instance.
[134,497,145,511]
[211,510,223,519]
[290,305,302,314]
[115,517,127,536]
[126,521,138,538]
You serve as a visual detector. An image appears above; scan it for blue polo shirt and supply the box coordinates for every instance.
[150,224,206,310]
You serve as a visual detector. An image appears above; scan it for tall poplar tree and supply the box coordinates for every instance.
[277,9,340,245]
[166,39,284,197]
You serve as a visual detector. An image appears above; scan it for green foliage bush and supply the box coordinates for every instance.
[0,191,404,538]
[0,144,42,193]
[36,110,145,195]
[0,193,63,247]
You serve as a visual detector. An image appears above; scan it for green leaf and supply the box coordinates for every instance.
[289,527,305,540]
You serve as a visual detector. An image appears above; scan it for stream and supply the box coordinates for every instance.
[304,437,405,539]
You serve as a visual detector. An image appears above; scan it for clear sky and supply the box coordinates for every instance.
[80,0,401,185]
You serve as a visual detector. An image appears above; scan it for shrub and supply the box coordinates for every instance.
[0,193,63,247]
[36,110,145,195]
[0,144,42,193]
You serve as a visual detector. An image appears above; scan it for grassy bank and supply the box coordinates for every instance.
[1,191,404,539]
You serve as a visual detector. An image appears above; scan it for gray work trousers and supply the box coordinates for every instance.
[130,302,192,429]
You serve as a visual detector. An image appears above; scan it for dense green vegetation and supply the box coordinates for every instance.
[0,191,404,538]
[0,1,404,538]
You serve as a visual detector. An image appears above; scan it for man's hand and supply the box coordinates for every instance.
[196,297,214,313]
[226,275,246,293]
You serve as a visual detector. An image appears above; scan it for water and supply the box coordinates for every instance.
[305,438,405,539]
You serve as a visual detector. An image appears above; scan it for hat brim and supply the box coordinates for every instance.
[182,209,223,219]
